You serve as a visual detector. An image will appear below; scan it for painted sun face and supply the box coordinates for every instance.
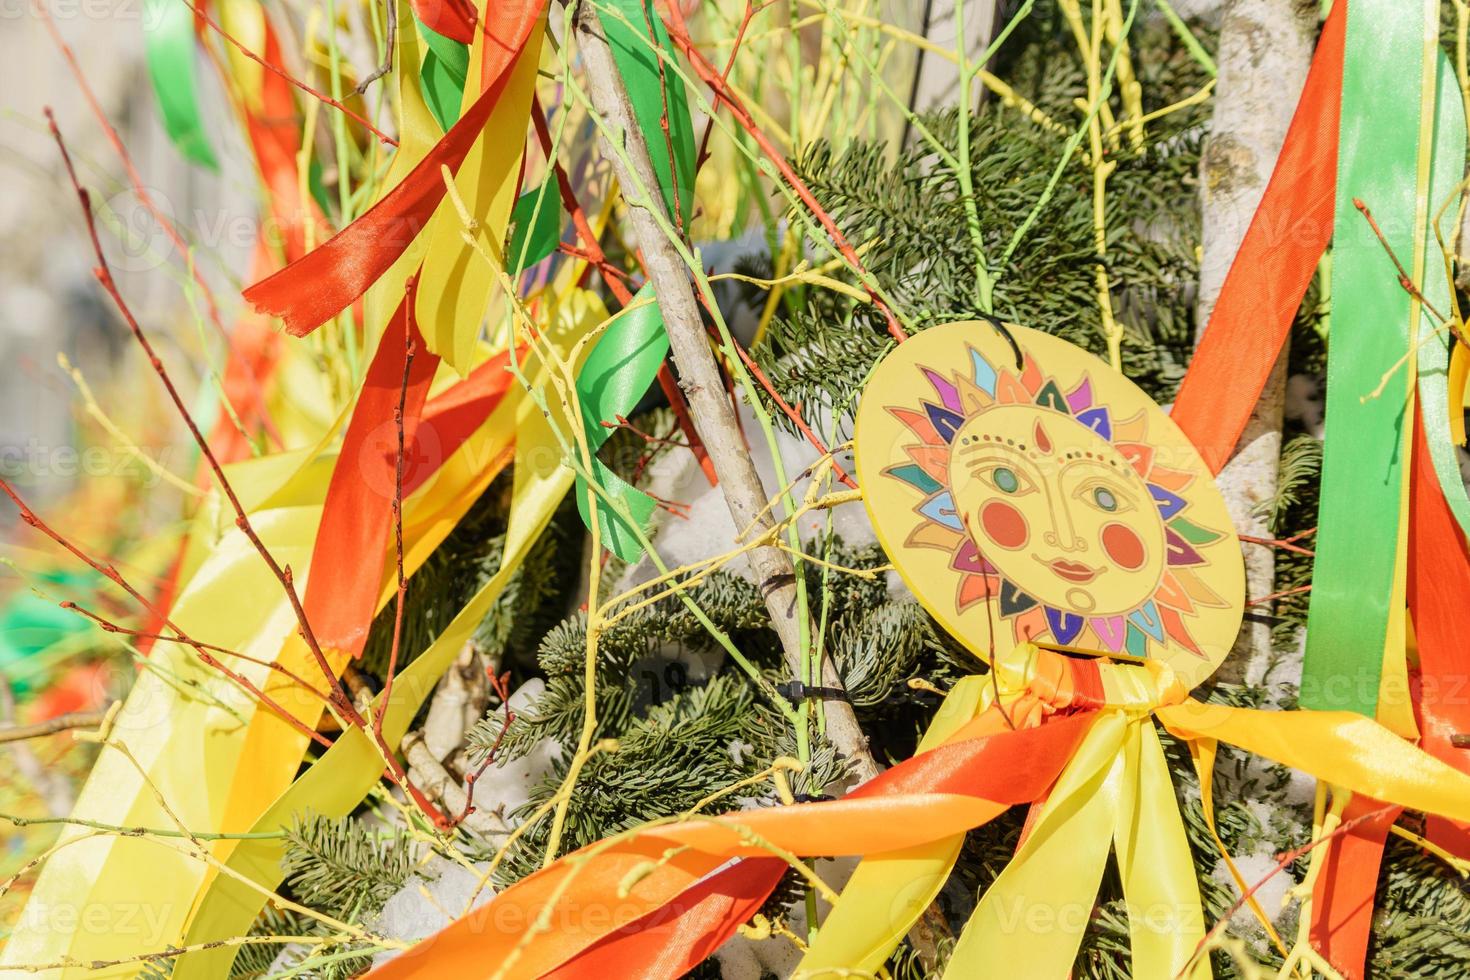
[854,320,1246,690]
[949,406,1167,617]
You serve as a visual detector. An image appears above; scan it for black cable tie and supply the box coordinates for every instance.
[776,681,852,704]
[793,792,833,804]
[979,314,1026,370]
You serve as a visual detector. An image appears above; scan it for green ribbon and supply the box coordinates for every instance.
[413,14,470,133]
[143,0,219,171]
[1415,60,1470,536]
[601,0,697,225]
[568,0,696,560]
[1302,0,1456,714]
[575,285,669,560]
[509,175,562,270]
[0,570,98,694]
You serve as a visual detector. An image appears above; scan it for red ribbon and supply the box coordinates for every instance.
[365,710,1095,979]
[1309,799,1401,979]
[543,859,788,980]
[242,0,546,336]
[1169,0,1345,473]
[411,0,477,44]
[302,297,441,656]
[301,297,518,657]
[1408,409,1470,857]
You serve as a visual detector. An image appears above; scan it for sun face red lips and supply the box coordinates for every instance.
[1048,559,1100,583]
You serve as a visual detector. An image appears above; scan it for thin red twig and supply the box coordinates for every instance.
[375,277,417,739]
[533,96,636,305]
[1246,584,1312,607]
[602,414,692,450]
[0,480,333,750]
[450,668,515,828]
[694,0,770,173]
[660,3,908,342]
[60,600,335,706]
[1354,199,1456,335]
[1238,533,1315,558]
[725,330,857,488]
[46,109,362,728]
[179,0,398,146]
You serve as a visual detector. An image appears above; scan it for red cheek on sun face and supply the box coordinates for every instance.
[980,501,1028,549]
[1101,522,1145,569]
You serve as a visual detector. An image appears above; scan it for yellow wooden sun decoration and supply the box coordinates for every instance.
[883,342,1229,659]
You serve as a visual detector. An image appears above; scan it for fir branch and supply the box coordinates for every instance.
[281,813,422,923]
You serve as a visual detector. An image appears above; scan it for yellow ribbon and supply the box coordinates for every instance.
[802,636,1470,979]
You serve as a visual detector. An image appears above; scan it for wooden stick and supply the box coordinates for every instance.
[572,0,878,781]
[0,709,112,744]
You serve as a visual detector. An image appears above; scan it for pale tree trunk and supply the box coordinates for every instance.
[1195,0,1317,688]
[572,1,882,784]
[904,0,999,119]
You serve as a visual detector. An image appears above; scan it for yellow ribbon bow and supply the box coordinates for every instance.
[800,642,1470,979]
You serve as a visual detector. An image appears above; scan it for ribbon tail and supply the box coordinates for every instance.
[573,287,670,560]
[1157,701,1470,821]
[416,0,544,373]
[946,712,1130,978]
[542,859,787,980]
[143,0,219,170]
[797,676,993,974]
[1308,797,1402,980]
[1410,409,1470,855]
[1187,739,1287,953]
[301,296,441,659]
[1114,721,1210,979]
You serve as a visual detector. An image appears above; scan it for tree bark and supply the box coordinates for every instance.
[572,1,881,782]
[1195,0,1317,687]
[904,0,1000,118]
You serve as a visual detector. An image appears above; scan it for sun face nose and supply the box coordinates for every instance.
[1040,487,1086,553]
[1042,528,1087,552]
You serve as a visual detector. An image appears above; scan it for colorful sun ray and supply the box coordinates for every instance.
[924,369,963,414]
[924,402,966,443]
[905,444,951,484]
[891,407,944,446]
[1020,354,1043,394]
[971,347,998,394]
[1035,379,1070,413]
[1065,378,1094,414]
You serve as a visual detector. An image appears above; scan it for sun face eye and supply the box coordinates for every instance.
[1077,481,1133,513]
[988,466,1034,495]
